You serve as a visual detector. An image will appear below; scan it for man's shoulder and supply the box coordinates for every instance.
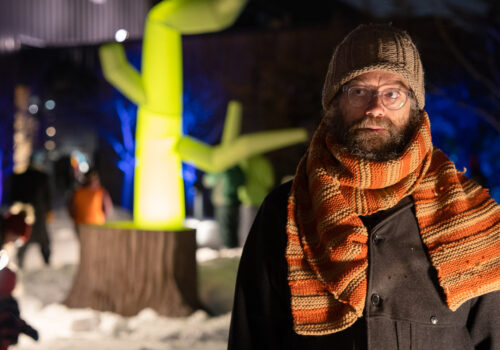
[250,181,292,230]
[263,180,292,207]
[244,181,291,265]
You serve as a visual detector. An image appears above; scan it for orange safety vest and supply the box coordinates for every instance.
[72,187,106,225]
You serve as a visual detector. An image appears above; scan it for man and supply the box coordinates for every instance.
[10,154,53,268]
[228,24,500,349]
[204,165,245,248]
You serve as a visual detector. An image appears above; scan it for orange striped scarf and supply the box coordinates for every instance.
[286,112,500,335]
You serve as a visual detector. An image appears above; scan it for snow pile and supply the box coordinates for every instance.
[196,247,242,263]
[8,209,240,350]
[14,299,231,350]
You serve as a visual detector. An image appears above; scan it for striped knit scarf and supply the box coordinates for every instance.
[286,111,500,335]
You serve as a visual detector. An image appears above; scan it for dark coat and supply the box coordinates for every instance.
[228,181,500,350]
[10,167,52,243]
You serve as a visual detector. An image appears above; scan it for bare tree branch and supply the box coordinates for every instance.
[433,17,500,101]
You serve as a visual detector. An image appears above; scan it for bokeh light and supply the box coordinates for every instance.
[44,140,56,151]
[44,99,56,110]
[114,29,129,42]
[28,104,38,114]
[46,126,56,137]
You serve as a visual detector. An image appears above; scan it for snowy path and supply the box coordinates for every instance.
[10,209,240,350]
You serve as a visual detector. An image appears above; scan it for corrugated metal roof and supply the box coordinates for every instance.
[0,0,152,51]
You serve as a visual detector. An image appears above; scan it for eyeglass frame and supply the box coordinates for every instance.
[341,84,414,111]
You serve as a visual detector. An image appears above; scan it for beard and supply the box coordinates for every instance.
[326,104,422,161]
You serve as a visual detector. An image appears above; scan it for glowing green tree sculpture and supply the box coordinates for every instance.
[99,0,307,230]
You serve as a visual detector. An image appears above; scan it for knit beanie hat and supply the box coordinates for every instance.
[322,24,425,111]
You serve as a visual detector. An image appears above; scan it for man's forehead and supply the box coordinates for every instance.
[348,71,410,89]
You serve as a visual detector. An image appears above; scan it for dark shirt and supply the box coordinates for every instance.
[11,167,52,216]
[10,167,52,241]
[228,181,500,349]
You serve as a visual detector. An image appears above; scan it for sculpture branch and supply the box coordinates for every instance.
[99,43,147,105]
[178,128,308,173]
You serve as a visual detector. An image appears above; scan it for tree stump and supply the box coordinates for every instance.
[64,225,200,317]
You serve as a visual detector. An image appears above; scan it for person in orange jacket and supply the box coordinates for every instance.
[68,169,113,235]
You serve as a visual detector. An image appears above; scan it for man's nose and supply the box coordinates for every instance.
[364,93,385,117]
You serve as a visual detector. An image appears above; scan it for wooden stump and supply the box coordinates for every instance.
[64,225,200,317]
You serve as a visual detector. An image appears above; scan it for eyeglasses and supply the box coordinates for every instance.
[342,85,413,110]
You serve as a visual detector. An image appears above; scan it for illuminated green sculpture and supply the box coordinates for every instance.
[177,100,306,173]
[237,154,275,207]
[99,0,307,230]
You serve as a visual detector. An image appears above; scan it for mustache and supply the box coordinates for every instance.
[348,117,394,131]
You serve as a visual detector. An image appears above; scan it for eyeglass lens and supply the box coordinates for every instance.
[347,86,408,110]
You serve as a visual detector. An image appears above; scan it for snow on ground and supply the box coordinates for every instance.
[9,208,241,350]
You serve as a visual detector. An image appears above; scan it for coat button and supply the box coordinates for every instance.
[371,293,382,306]
[430,316,438,325]
[372,233,385,245]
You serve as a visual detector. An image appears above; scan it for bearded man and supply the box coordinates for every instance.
[228,24,500,349]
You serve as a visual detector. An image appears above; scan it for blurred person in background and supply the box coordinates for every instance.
[10,152,53,268]
[237,155,274,247]
[68,169,113,235]
[0,204,38,348]
[204,165,245,248]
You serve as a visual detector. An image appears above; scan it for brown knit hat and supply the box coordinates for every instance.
[322,24,425,111]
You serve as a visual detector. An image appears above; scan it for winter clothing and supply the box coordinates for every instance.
[204,166,245,207]
[228,181,500,349]
[237,155,275,246]
[204,166,245,248]
[322,24,425,110]
[0,296,38,347]
[286,111,500,335]
[10,167,52,267]
[71,187,108,226]
[229,22,500,349]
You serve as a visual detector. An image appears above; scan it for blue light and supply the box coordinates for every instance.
[44,100,56,110]
[426,81,500,202]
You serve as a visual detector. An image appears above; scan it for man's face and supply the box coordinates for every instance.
[328,70,421,161]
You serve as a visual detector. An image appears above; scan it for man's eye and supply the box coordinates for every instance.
[384,90,400,99]
[351,88,368,96]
